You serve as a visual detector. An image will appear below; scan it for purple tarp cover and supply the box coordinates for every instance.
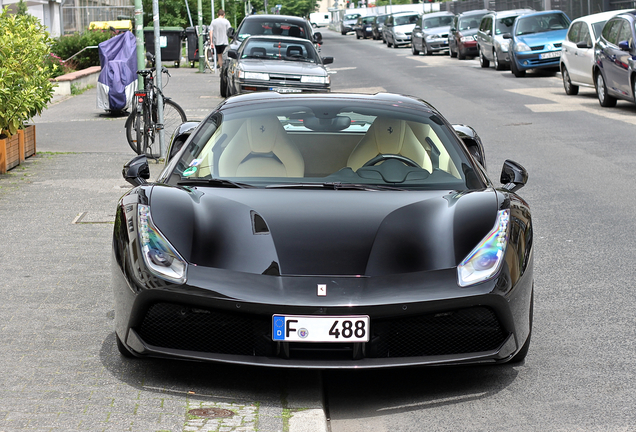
[97,31,137,111]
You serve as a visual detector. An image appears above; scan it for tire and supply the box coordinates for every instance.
[341,30,347,35]
[562,66,579,95]
[161,99,188,143]
[220,70,228,98]
[511,57,526,77]
[450,44,458,58]
[125,110,144,155]
[116,334,136,358]
[457,47,466,60]
[596,71,616,107]
[493,50,505,70]
[411,41,420,55]
[393,40,399,49]
[387,38,392,48]
[508,291,533,364]
[423,42,429,56]
[356,32,360,39]
[204,44,215,71]
[479,47,490,68]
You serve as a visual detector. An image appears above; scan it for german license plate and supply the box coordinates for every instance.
[540,51,561,59]
[272,315,370,342]
[270,87,302,93]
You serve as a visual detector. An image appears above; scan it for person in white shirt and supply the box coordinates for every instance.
[209,9,231,68]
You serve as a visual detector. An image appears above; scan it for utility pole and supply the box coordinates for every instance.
[152,0,165,158]
[198,0,204,72]
[134,0,144,89]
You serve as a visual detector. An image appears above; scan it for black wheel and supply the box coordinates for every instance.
[508,291,533,363]
[393,40,399,49]
[596,71,616,107]
[423,42,430,56]
[220,70,228,98]
[411,41,420,55]
[341,30,347,35]
[479,47,490,68]
[387,38,392,47]
[493,50,505,70]
[450,44,458,58]
[125,111,144,155]
[511,57,526,77]
[457,47,466,60]
[562,66,579,95]
[116,334,136,358]
[356,32,361,39]
[161,99,188,142]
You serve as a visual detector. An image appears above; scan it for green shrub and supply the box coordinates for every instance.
[51,29,114,70]
[0,7,55,137]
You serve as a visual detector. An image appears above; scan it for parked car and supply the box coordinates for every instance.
[220,15,320,98]
[449,9,489,59]
[593,10,636,107]
[372,13,390,41]
[561,10,633,95]
[506,10,571,77]
[411,11,455,55]
[115,91,533,368]
[340,13,361,35]
[354,15,376,39]
[223,36,333,96]
[384,11,420,48]
[476,9,534,70]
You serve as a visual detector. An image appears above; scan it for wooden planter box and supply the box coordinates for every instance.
[22,124,36,158]
[0,133,22,174]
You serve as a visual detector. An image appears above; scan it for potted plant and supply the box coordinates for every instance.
[0,5,55,173]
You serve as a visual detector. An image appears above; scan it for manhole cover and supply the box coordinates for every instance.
[188,408,234,418]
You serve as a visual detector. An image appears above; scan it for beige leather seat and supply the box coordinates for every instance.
[218,115,305,177]
[347,117,432,172]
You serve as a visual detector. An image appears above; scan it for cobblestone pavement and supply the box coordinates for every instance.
[0,65,325,432]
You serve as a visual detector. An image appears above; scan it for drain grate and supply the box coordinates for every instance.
[188,407,234,418]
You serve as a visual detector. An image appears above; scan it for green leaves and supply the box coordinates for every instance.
[0,7,55,137]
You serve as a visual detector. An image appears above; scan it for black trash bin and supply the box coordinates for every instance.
[144,26,184,67]
[185,26,207,68]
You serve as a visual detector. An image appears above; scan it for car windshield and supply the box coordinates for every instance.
[377,15,387,24]
[237,21,307,41]
[395,14,419,26]
[170,98,483,191]
[345,14,360,20]
[241,38,317,62]
[422,15,452,28]
[495,16,518,35]
[459,15,485,31]
[362,17,375,24]
[516,13,569,35]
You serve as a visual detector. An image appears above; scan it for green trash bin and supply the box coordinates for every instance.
[144,26,184,67]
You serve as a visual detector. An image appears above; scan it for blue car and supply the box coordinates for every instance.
[593,10,636,107]
[504,10,571,77]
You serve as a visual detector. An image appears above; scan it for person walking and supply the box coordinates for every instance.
[209,9,231,68]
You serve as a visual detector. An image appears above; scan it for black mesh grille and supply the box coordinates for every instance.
[370,307,507,358]
[137,303,272,356]
[136,304,507,360]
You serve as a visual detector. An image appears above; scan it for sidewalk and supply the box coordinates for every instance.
[0,66,326,432]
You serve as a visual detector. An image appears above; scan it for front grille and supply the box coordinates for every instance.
[136,304,508,360]
[554,43,562,48]
[531,45,544,51]
[269,74,301,82]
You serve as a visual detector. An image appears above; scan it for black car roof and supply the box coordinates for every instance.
[241,14,309,24]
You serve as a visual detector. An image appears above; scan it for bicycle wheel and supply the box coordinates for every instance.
[204,43,215,71]
[125,111,144,155]
[161,99,188,142]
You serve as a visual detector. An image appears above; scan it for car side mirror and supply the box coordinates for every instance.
[167,121,200,162]
[123,155,150,187]
[502,33,512,39]
[618,40,630,51]
[450,27,456,32]
[227,49,238,59]
[453,124,486,170]
[314,32,323,44]
[322,56,334,65]
[500,160,528,192]
[227,27,235,39]
[576,41,592,49]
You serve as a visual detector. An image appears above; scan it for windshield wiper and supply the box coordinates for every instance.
[266,182,406,191]
[177,178,254,188]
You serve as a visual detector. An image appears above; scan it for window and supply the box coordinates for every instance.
[567,22,581,43]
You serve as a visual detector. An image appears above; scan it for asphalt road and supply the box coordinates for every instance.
[0,28,635,431]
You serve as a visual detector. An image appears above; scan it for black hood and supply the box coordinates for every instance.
[150,186,499,276]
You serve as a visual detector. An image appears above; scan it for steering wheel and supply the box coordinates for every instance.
[362,154,420,168]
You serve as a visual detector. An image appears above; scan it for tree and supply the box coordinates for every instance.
[277,0,319,17]
[16,0,28,15]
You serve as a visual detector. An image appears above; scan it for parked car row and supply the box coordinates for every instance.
[344,8,636,108]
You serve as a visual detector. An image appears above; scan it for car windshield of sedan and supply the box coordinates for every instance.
[459,16,484,31]
[238,21,307,41]
[171,99,484,191]
[422,16,453,28]
[515,13,569,35]
[395,15,419,26]
[495,17,517,35]
[240,38,317,62]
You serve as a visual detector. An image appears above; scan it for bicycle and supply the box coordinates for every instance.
[124,56,187,158]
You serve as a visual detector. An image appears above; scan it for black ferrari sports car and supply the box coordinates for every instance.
[113,92,533,368]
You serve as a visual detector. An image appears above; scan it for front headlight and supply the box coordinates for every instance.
[514,42,531,52]
[426,34,441,41]
[460,35,475,42]
[238,71,270,81]
[457,209,510,287]
[301,75,330,84]
[395,31,406,37]
[138,204,187,284]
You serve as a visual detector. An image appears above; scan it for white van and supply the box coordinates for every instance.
[310,12,330,28]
